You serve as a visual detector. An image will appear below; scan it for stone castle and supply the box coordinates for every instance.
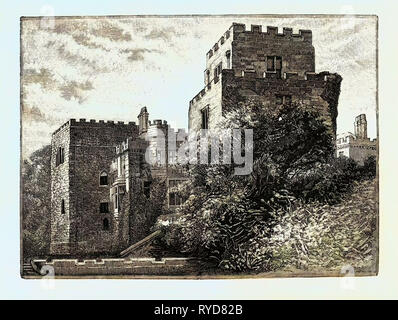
[336,114,377,164]
[50,23,343,257]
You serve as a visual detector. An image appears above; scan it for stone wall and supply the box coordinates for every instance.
[31,257,199,277]
[189,69,341,139]
[222,70,342,140]
[50,119,139,256]
[231,23,315,78]
[189,23,338,136]
[50,124,71,255]
[188,73,223,132]
[337,138,377,165]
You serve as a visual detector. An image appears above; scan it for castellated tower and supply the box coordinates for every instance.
[50,111,188,256]
[50,119,138,255]
[354,114,368,140]
[188,23,342,142]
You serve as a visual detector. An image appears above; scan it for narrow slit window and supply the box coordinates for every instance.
[143,181,151,199]
[56,147,65,166]
[103,218,109,231]
[114,191,119,210]
[201,106,209,129]
[61,199,65,214]
[169,192,176,206]
[226,50,231,69]
[214,62,222,81]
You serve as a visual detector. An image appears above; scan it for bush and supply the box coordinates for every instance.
[160,98,377,273]
[22,145,51,259]
[265,179,378,272]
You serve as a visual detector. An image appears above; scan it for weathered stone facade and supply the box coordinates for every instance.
[50,111,187,257]
[51,22,343,258]
[336,114,377,164]
[189,23,342,141]
[50,120,138,255]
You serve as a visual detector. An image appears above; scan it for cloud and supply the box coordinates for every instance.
[22,105,47,122]
[91,21,132,41]
[59,80,94,104]
[144,26,184,41]
[22,68,55,90]
[57,44,105,72]
[72,33,110,51]
[20,16,377,160]
[121,48,162,61]
[22,104,62,127]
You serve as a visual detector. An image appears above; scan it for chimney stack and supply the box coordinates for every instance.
[137,107,149,135]
[354,114,368,140]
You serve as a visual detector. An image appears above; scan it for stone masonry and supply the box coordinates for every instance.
[189,23,342,142]
[336,114,377,164]
[50,111,187,256]
[50,22,343,258]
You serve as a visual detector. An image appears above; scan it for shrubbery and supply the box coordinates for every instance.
[22,145,52,259]
[160,99,377,273]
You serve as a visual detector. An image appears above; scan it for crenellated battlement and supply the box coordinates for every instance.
[52,118,138,136]
[206,23,312,60]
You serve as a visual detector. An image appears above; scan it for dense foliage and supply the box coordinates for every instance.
[22,145,52,260]
[160,100,377,273]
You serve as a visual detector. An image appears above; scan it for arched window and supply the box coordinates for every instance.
[103,218,109,231]
[100,171,108,186]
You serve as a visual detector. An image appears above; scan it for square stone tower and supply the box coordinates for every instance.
[189,23,342,141]
[50,119,138,256]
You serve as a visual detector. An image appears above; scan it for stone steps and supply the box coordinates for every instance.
[22,262,38,276]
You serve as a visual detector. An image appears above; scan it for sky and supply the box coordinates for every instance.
[21,15,377,159]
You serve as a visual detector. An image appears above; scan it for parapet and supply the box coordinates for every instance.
[52,118,138,136]
[206,26,232,59]
[206,23,312,60]
[150,119,169,128]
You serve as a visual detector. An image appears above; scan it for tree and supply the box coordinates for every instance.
[161,96,374,272]
[22,145,52,259]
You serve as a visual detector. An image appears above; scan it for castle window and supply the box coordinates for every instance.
[214,62,222,82]
[99,171,108,185]
[169,192,184,206]
[143,181,151,199]
[276,94,292,105]
[201,106,210,130]
[168,180,186,207]
[103,218,109,231]
[169,192,177,206]
[226,50,231,69]
[267,56,282,78]
[100,202,109,213]
[206,70,210,85]
[114,191,119,210]
[61,199,65,214]
[56,146,65,166]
